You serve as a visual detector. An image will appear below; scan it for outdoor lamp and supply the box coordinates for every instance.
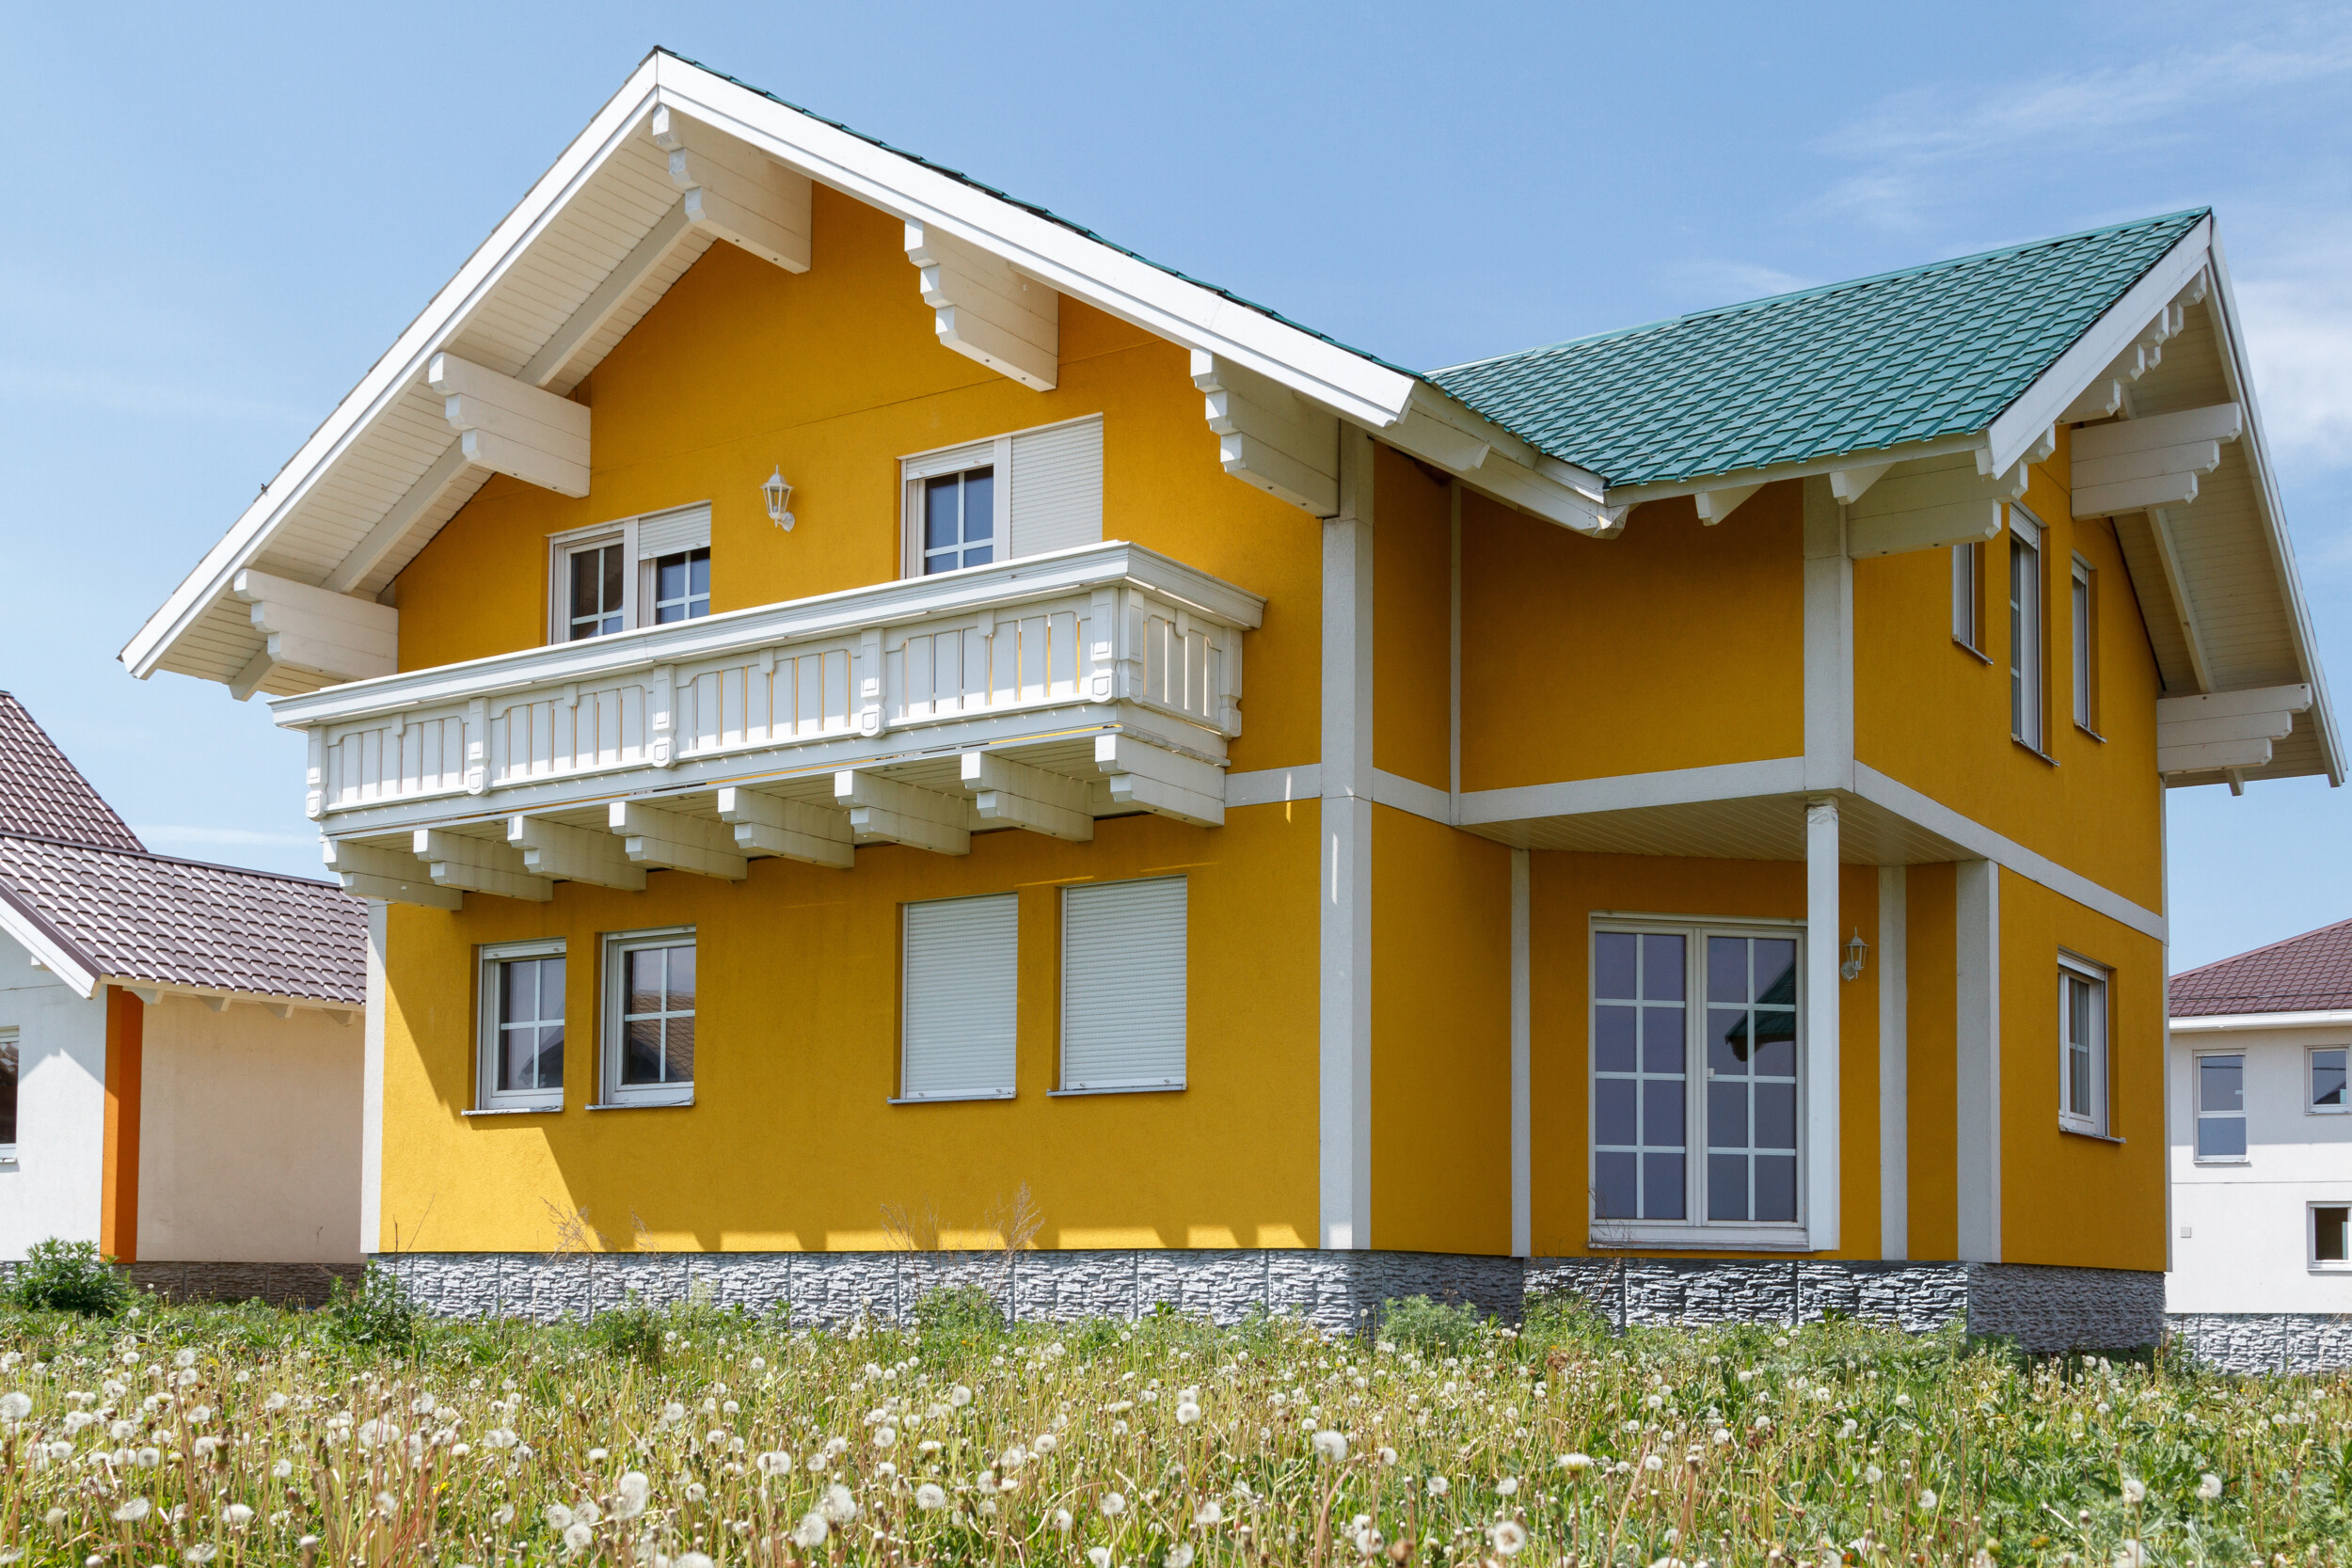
[1840,928,1868,982]
[763,467,796,531]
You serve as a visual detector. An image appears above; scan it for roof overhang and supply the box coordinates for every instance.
[0,881,357,1015]
[2169,1008,2352,1033]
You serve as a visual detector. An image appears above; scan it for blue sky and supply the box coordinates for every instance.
[3,0,2348,969]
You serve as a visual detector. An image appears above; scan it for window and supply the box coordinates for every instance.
[1061,878,1186,1093]
[2058,959,2108,1135]
[2195,1052,2247,1161]
[900,894,1018,1101]
[548,503,713,642]
[477,941,565,1112]
[2312,1047,2347,1113]
[900,416,1104,578]
[2010,508,2044,749]
[2314,1204,2351,1268]
[601,929,694,1107]
[1593,924,1803,1234]
[0,1028,17,1159]
[2071,555,2099,733]
[1951,543,1983,652]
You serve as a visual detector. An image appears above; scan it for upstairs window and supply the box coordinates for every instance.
[549,503,712,642]
[478,941,564,1113]
[2072,555,2099,733]
[901,416,1104,578]
[2195,1052,2247,1161]
[602,928,695,1108]
[1951,543,1983,653]
[2058,958,2109,1136]
[2010,508,2044,750]
[2312,1047,2347,1114]
[0,1028,17,1159]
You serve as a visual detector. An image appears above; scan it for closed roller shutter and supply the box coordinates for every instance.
[1009,417,1103,560]
[1061,877,1186,1091]
[637,502,711,560]
[901,894,1018,1100]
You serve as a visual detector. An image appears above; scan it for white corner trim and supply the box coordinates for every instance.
[1510,848,1531,1259]
[1850,762,2166,942]
[1804,797,1842,1253]
[1955,859,2001,1263]
[359,902,388,1257]
[0,898,101,998]
[1878,864,1909,1260]
[1456,757,1807,826]
[1225,764,1322,809]
[1372,768,1452,827]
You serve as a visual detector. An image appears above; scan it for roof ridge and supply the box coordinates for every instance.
[0,830,343,891]
[2170,913,2352,983]
[1430,208,2212,377]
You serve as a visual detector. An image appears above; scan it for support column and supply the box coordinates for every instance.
[1878,864,1910,1259]
[1804,799,1842,1251]
[1320,428,1375,1250]
[1956,859,2002,1261]
[100,986,144,1262]
[360,901,388,1258]
[1510,847,1532,1258]
[1802,477,1854,793]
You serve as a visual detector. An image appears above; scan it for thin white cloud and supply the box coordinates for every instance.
[1669,260,1820,309]
[2235,257,2352,473]
[0,361,308,425]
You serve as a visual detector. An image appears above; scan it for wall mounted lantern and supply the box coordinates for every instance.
[763,467,796,531]
[1840,928,1869,982]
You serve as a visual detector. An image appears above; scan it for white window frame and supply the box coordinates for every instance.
[547,503,712,645]
[1057,876,1188,1095]
[2310,1046,2349,1115]
[898,893,1019,1102]
[898,415,1104,578]
[2193,1049,2249,1164]
[0,1025,18,1164]
[476,939,567,1113]
[598,927,697,1109]
[2071,553,2098,734]
[2311,1201,2352,1271]
[2058,955,2109,1136]
[1588,916,1808,1251]
[2010,507,2045,750]
[1951,542,1983,653]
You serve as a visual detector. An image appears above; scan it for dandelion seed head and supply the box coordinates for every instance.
[0,1392,29,1422]
[791,1512,829,1548]
[915,1482,948,1510]
[1493,1520,1528,1557]
[2198,1473,2224,1501]
[1102,1491,1128,1516]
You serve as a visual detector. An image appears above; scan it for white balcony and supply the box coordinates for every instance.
[271,543,1263,906]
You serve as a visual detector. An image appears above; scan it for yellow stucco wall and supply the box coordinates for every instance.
[1369,804,1512,1253]
[1854,430,2165,911]
[1374,453,1454,792]
[1458,485,1804,792]
[379,804,1320,1254]
[1903,863,1960,1260]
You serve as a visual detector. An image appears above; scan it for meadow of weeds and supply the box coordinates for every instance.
[0,1275,2346,1568]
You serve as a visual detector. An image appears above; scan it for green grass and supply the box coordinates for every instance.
[0,1283,2344,1566]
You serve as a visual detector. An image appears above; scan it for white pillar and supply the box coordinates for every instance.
[1805,797,1842,1252]
[1320,428,1375,1250]
[359,900,388,1259]
[1877,864,1909,1259]
[1955,858,2003,1261]
[1510,847,1532,1258]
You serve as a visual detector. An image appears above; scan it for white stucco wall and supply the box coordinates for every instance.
[2168,1018,2352,1313]
[0,932,107,1259]
[137,996,363,1264]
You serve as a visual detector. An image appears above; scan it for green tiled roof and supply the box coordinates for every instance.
[1428,210,2208,489]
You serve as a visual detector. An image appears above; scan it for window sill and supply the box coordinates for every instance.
[1953,638,1994,666]
[1589,1225,1814,1253]
[0,1152,16,1165]
[1050,1084,1187,1098]
[586,1099,694,1112]
[2012,737,2059,768]
[888,1091,1015,1105]
[2059,1124,2124,1144]
[464,1105,563,1117]
[2192,1156,2250,1166]
[2074,722,2106,744]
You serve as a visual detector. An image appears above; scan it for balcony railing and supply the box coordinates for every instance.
[272,543,1264,903]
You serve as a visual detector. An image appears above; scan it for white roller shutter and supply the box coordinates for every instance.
[636,502,711,560]
[1060,877,1186,1091]
[901,894,1019,1100]
[1009,416,1103,559]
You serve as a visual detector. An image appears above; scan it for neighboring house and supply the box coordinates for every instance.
[122,51,2336,1348]
[2169,919,2352,1370]
[0,693,366,1303]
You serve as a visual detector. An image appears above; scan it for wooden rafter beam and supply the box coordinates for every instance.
[429,352,591,498]
[907,220,1058,391]
[609,800,748,880]
[652,105,811,274]
[961,751,1095,841]
[715,786,854,869]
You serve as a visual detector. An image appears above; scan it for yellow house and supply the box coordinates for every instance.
[123,51,2338,1347]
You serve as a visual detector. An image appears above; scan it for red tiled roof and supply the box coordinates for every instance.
[0,692,143,851]
[2170,916,2352,1018]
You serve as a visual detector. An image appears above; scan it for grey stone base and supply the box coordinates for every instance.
[2166,1312,2352,1373]
[378,1249,2161,1349]
[128,1261,364,1309]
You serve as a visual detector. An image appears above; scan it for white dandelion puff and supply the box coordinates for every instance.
[791,1512,829,1549]
[2122,1477,2147,1504]
[1560,1453,1594,1473]
[1311,1430,1348,1462]
[1195,1499,1224,1526]
[1168,1546,1197,1568]
[1053,1509,1074,1531]
[545,1504,575,1531]
[184,1547,216,1565]
[112,1498,151,1523]
[820,1483,858,1524]
[1176,1401,1201,1425]
[1427,1475,1452,1497]
[1644,1454,1665,1471]
[174,1350,197,1369]
[949,1385,974,1407]
[2198,1473,2224,1501]
[915,1482,948,1511]
[677,1556,715,1568]
[263,1393,289,1412]
[562,1522,593,1557]
[1919,1490,1939,1511]
[873,1425,898,1449]
[2113,1543,2147,1568]
[755,1450,793,1477]
[1102,1491,1128,1516]
[1493,1520,1529,1557]
[222,1504,254,1528]
[0,1392,30,1422]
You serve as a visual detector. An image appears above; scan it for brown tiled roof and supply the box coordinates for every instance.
[0,834,365,1006]
[0,692,143,851]
[2170,916,2352,1018]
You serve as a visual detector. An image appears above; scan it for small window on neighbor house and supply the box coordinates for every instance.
[2010,509,2044,749]
[2072,555,2098,732]
[1061,878,1187,1093]
[1951,543,1982,651]
[2314,1205,2351,1266]
[2312,1048,2347,1113]
[2059,960,2109,1136]
[549,504,713,642]
[2196,1052,2247,1160]
[479,942,565,1112]
[900,894,1018,1101]
[0,1029,18,1156]
[602,929,695,1107]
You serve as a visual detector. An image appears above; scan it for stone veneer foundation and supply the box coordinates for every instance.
[2165,1313,2352,1374]
[378,1250,2165,1354]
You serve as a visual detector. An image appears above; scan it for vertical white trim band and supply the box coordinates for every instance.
[359,901,388,1257]
[1319,428,1375,1250]
[1804,797,1842,1251]
[1956,859,2003,1261]
[1449,480,1463,807]
[1510,847,1532,1258]
[1877,863,1909,1259]
[1803,476,1855,793]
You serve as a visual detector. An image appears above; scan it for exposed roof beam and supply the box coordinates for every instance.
[908,220,1058,391]
[319,443,473,596]
[521,198,697,388]
[1092,734,1222,827]
[507,815,644,891]
[961,751,1095,841]
[1192,351,1339,517]
[2142,504,2215,693]
[1598,430,1990,509]
[323,837,461,910]
[715,785,853,868]
[836,769,974,854]
[1692,483,1762,526]
[230,569,397,686]
[1829,463,1893,505]
[2156,683,2312,779]
[1845,455,2026,559]
[651,105,812,274]
[609,799,748,879]
[2072,404,2240,518]
[430,353,591,498]
[416,828,552,901]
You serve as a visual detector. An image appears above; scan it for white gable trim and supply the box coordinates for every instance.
[0,895,102,998]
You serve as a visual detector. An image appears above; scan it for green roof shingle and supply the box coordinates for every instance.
[1427,210,2208,489]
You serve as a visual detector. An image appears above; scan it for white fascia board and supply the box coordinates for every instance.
[1983,217,2215,477]
[648,56,1418,430]
[1597,431,1991,510]
[93,976,358,1015]
[0,896,102,998]
[120,55,671,682]
[2170,1008,2352,1034]
[2201,228,2344,785]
